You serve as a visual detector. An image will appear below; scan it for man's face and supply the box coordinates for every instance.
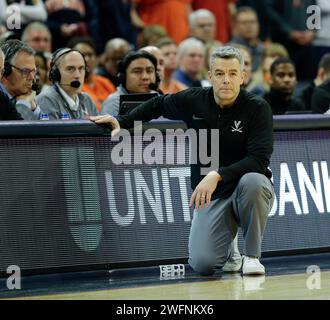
[180,47,205,76]
[105,45,130,75]
[191,16,216,43]
[143,48,164,81]
[125,58,156,93]
[235,11,259,41]
[57,51,86,95]
[240,49,252,86]
[161,43,179,71]
[26,29,52,52]
[208,57,244,107]
[4,51,36,96]
[35,55,48,86]
[270,63,297,95]
[74,43,96,72]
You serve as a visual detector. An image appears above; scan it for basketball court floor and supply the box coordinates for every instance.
[0,252,329,300]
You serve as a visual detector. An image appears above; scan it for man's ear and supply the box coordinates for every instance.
[317,67,325,81]
[241,71,246,85]
[208,70,212,82]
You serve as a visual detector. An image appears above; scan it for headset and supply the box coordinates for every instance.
[117,51,161,91]
[49,48,88,83]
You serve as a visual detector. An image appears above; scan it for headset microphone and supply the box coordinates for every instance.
[60,80,81,88]
[148,82,158,91]
[31,82,40,92]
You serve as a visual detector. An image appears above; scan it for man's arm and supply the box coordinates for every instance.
[91,89,193,129]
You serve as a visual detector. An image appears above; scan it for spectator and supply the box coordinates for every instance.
[173,37,206,88]
[34,51,50,94]
[230,6,264,72]
[263,57,305,115]
[267,0,316,81]
[131,0,191,44]
[96,0,137,54]
[189,9,218,45]
[139,45,164,85]
[251,42,289,96]
[101,50,159,116]
[311,78,330,114]
[231,44,253,89]
[296,53,330,111]
[0,46,23,120]
[156,37,187,94]
[0,39,40,120]
[68,36,116,111]
[44,0,93,50]
[21,22,52,53]
[36,47,98,119]
[236,0,271,41]
[138,24,167,48]
[96,38,133,87]
[191,0,236,44]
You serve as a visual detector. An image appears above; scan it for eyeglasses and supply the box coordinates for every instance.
[10,64,37,78]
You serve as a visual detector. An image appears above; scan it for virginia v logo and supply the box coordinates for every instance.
[231,121,243,133]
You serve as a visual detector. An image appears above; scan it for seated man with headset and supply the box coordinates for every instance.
[0,39,40,120]
[101,51,161,116]
[36,48,98,119]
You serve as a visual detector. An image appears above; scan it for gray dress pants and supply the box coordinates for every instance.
[188,172,274,274]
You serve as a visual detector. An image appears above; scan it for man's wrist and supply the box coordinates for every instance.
[207,170,222,182]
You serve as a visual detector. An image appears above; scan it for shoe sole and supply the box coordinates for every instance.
[242,270,265,275]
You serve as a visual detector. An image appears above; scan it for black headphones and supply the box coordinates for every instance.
[49,48,88,83]
[3,61,12,77]
[117,51,161,90]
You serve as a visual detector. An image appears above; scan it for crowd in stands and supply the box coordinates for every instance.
[1,0,330,121]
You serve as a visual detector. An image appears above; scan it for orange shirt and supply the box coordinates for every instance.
[82,75,116,111]
[160,79,187,94]
[133,0,192,44]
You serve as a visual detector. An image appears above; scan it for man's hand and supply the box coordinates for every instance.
[89,114,121,137]
[189,171,222,211]
[16,91,37,111]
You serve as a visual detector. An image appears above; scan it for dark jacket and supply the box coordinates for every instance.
[117,87,273,200]
[263,89,306,115]
[295,81,315,111]
[0,90,23,120]
[311,79,330,114]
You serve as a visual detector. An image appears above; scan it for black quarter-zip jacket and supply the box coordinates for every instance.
[117,87,273,200]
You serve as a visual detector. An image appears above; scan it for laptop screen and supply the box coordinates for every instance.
[119,93,158,115]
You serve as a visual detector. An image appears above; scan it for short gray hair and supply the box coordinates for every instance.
[177,37,205,60]
[0,39,35,65]
[21,22,51,43]
[209,46,244,71]
[189,9,216,28]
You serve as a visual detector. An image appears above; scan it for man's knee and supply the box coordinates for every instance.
[188,256,215,276]
[238,173,273,201]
